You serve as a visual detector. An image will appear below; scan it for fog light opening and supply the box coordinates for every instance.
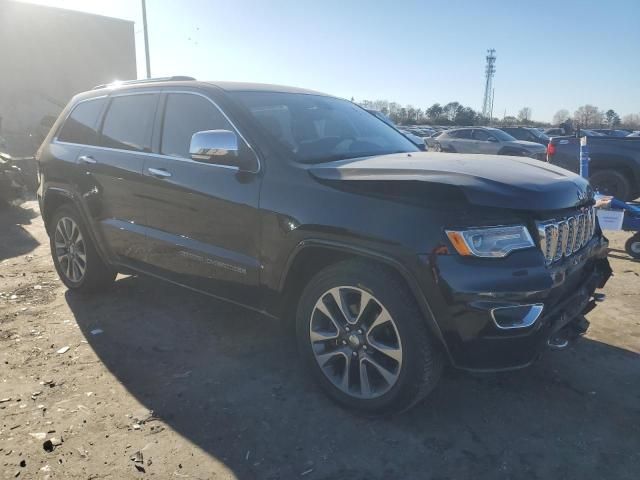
[491,304,544,330]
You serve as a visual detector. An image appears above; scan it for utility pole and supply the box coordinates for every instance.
[142,0,151,78]
[489,87,495,125]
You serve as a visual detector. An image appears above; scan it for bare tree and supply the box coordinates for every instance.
[621,113,640,129]
[552,109,570,125]
[443,102,462,122]
[574,105,603,128]
[517,107,532,123]
[426,103,443,122]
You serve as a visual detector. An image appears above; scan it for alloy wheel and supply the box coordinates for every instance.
[54,216,87,283]
[309,286,403,399]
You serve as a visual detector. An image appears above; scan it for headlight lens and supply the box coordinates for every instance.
[446,225,534,258]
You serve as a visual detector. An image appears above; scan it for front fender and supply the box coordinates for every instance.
[279,239,453,362]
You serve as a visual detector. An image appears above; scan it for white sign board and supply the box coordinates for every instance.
[596,209,625,231]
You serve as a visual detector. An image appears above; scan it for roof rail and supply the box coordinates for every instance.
[93,76,196,89]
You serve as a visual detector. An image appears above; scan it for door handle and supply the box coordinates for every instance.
[148,167,172,178]
[78,155,97,165]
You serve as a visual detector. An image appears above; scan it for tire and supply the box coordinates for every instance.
[433,143,442,152]
[625,233,640,259]
[49,204,116,293]
[295,259,443,415]
[589,169,632,201]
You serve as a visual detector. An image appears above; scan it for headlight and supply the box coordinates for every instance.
[445,225,534,258]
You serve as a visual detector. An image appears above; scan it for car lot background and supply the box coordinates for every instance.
[1,199,638,479]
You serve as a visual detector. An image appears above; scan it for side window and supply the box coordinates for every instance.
[455,129,472,139]
[57,98,105,145]
[161,93,233,158]
[511,129,526,140]
[472,129,490,141]
[100,94,157,152]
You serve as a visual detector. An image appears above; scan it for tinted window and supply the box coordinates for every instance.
[472,129,491,141]
[502,128,525,140]
[161,93,232,158]
[452,129,472,139]
[100,94,157,152]
[230,91,417,163]
[486,128,516,141]
[57,98,105,145]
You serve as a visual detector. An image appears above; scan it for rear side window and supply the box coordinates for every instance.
[57,98,105,145]
[472,129,491,141]
[508,129,526,140]
[100,94,157,152]
[161,93,233,158]
[452,129,472,139]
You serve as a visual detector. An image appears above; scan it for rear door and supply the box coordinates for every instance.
[47,96,107,206]
[140,90,262,305]
[80,90,159,264]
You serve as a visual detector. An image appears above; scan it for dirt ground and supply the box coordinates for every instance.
[1,199,639,480]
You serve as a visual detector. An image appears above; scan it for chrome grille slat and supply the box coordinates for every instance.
[536,207,595,266]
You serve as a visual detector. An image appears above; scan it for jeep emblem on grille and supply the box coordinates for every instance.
[577,189,587,202]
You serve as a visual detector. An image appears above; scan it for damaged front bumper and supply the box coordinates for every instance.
[430,235,612,371]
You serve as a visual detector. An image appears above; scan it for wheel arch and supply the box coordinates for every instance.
[278,240,452,361]
[41,187,77,235]
[41,186,113,267]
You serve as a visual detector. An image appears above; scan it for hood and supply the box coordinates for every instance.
[507,140,546,150]
[308,152,593,210]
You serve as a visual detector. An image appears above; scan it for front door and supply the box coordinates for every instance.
[140,91,262,306]
[471,129,496,154]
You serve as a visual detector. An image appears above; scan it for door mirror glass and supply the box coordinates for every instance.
[190,130,238,162]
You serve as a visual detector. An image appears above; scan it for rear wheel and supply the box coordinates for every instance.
[589,169,632,201]
[625,233,640,259]
[49,204,116,292]
[296,260,443,415]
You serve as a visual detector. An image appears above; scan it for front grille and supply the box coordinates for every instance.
[536,207,596,265]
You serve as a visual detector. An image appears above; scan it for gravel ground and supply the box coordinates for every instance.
[1,199,639,479]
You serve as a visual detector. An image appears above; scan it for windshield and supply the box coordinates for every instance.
[486,128,516,141]
[529,129,550,141]
[231,92,418,163]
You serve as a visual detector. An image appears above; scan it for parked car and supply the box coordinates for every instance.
[547,135,640,200]
[498,126,550,145]
[366,110,426,150]
[545,128,604,137]
[38,78,611,414]
[592,129,632,137]
[628,131,640,137]
[432,127,547,159]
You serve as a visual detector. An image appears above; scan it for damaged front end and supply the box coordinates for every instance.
[546,257,612,350]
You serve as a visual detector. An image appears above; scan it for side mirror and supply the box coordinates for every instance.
[190,129,260,172]
[487,136,498,142]
[190,130,239,162]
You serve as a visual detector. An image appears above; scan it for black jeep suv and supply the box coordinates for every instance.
[37,78,611,414]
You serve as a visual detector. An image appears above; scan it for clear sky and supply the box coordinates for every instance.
[22,0,640,122]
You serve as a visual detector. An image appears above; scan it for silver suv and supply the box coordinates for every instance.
[433,127,547,160]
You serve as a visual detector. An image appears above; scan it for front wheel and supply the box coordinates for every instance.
[625,233,640,259]
[49,204,116,293]
[295,260,443,415]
